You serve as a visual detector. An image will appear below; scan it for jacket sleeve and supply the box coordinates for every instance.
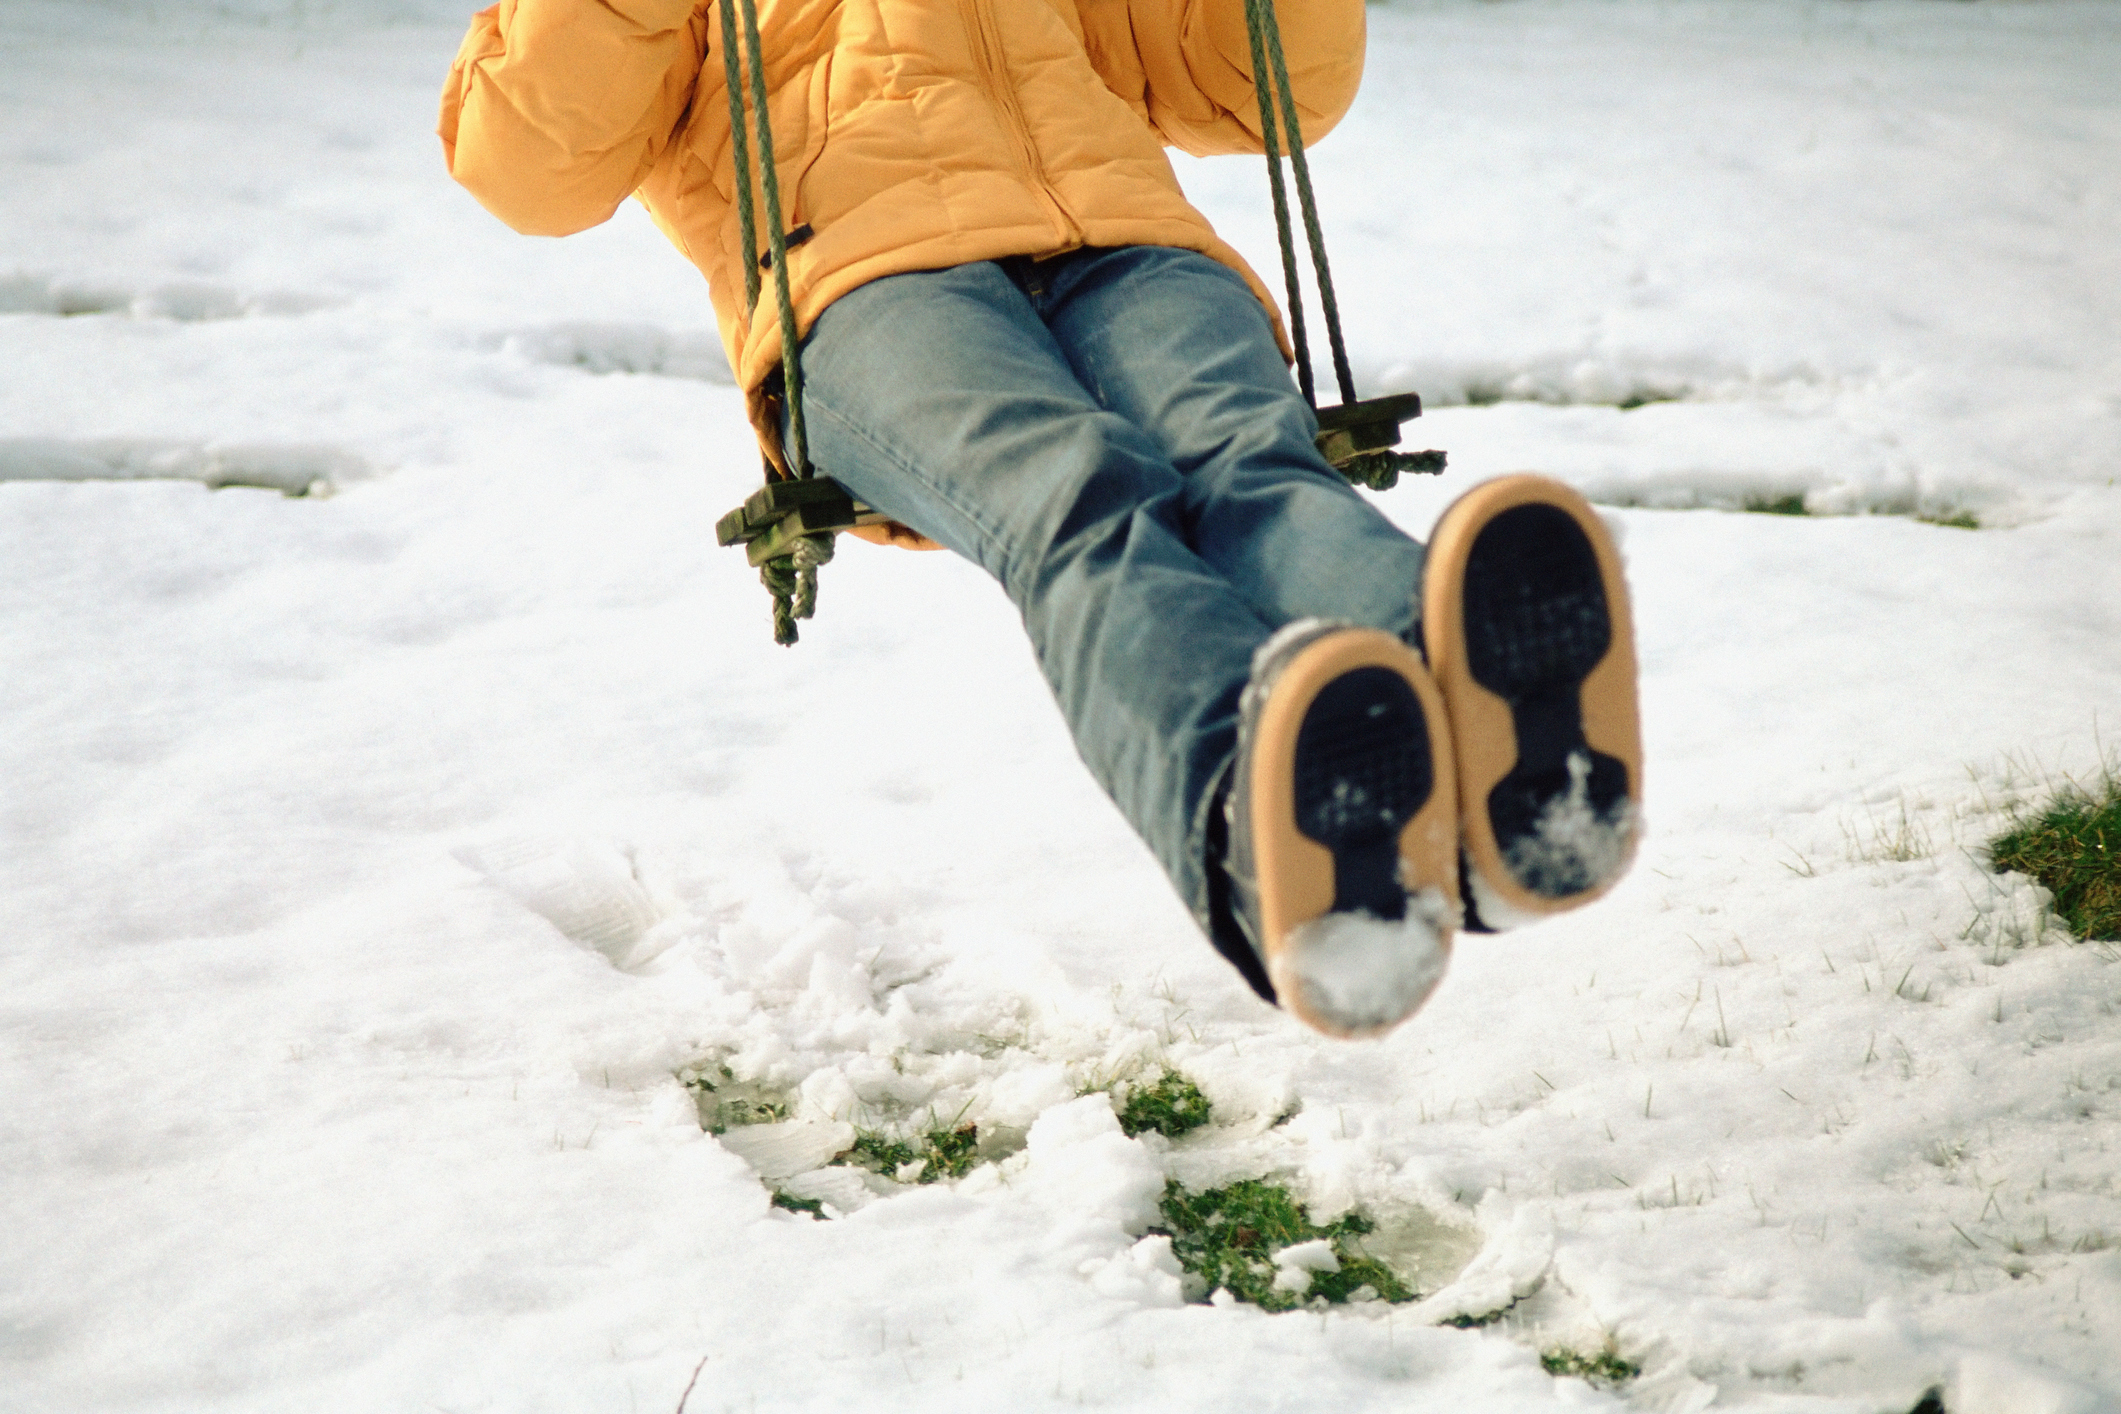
[1073,0,1364,158]
[439,0,707,237]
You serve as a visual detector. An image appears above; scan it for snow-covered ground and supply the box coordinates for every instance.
[4,1,2119,1409]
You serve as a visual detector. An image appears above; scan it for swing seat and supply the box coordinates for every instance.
[1313,393,1449,491]
[715,475,887,568]
[718,387,1448,575]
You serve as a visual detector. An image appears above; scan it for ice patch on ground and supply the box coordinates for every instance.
[1409,1196,1554,1327]
[1350,1205,1485,1302]
[1270,887,1454,1037]
[714,1118,857,1180]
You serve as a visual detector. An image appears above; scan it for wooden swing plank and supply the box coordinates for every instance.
[716,476,876,550]
[1313,392,1424,468]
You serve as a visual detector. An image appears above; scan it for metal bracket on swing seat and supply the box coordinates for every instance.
[714,475,886,568]
[1313,392,1449,493]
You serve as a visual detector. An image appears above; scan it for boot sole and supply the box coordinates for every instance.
[1244,628,1458,1036]
[1421,476,1642,925]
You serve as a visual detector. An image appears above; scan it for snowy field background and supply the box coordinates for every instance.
[4,0,2120,1409]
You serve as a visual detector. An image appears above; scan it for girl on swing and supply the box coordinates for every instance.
[439,0,1642,1037]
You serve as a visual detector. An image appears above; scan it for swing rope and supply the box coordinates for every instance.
[1240,0,1356,410]
[719,0,832,643]
[1240,0,1442,492]
[1241,0,1314,407]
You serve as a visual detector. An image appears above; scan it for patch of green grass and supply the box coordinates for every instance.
[1540,1345,1641,1387]
[1152,1179,1416,1312]
[833,1123,982,1183]
[1991,773,2121,941]
[1742,493,1809,516]
[1917,508,1980,530]
[1441,1303,1515,1329]
[842,1131,917,1172]
[770,1191,824,1217]
[1116,1070,1214,1139]
[1616,391,1679,411]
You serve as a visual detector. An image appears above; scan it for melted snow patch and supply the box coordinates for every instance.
[1409,1195,1555,1327]
[1352,1206,1484,1299]
[1270,887,1454,1037]
[0,437,366,495]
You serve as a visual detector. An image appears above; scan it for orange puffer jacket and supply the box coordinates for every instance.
[440,0,1363,487]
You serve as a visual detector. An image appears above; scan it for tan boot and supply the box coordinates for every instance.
[1224,620,1459,1037]
[1420,476,1643,929]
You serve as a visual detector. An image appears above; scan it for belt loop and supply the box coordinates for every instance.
[999,255,1046,303]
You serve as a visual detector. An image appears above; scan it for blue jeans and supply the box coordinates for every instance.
[796,245,1425,997]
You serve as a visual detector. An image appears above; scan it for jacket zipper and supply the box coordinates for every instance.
[958,0,1082,248]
